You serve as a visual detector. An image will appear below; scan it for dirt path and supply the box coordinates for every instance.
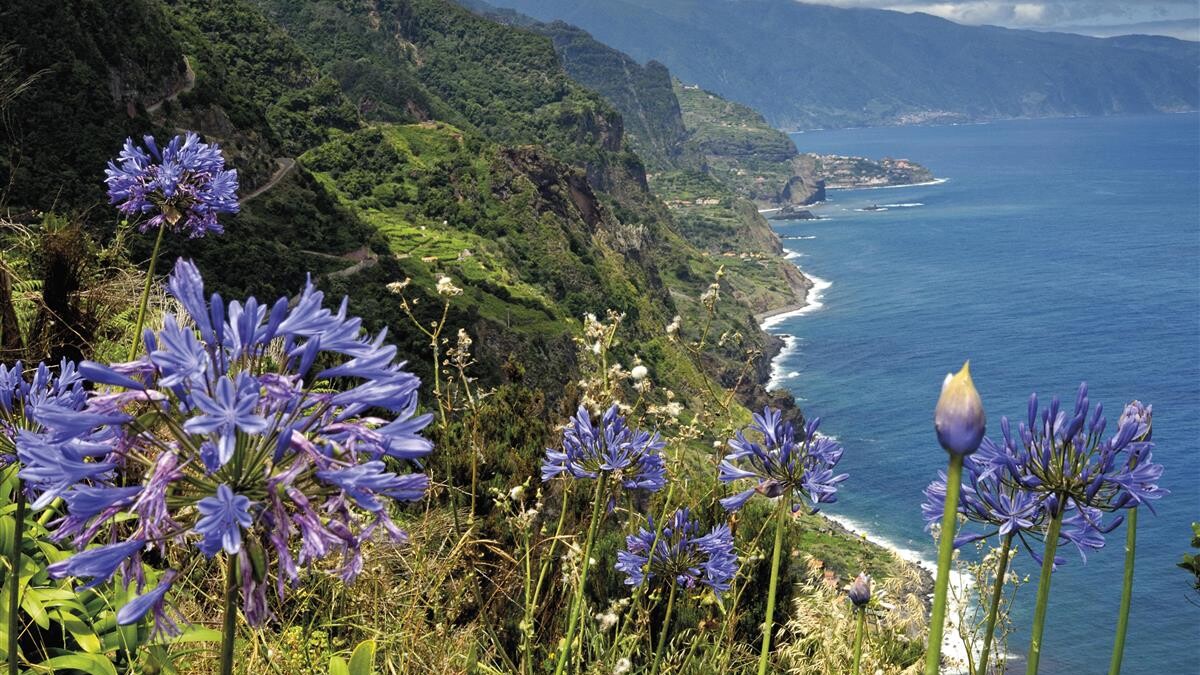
[146,57,196,115]
[299,245,379,279]
[239,157,296,206]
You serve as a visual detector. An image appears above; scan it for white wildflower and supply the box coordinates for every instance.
[613,658,632,675]
[665,315,681,335]
[630,365,648,381]
[596,611,619,632]
[435,276,462,297]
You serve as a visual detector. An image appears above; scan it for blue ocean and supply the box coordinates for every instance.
[767,113,1199,673]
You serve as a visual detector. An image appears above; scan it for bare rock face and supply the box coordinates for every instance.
[107,56,188,113]
[781,172,826,206]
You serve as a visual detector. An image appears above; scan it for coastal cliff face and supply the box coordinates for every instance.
[673,81,935,207]
[673,81,825,206]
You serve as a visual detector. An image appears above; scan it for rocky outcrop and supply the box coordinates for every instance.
[766,206,820,221]
[781,172,826,206]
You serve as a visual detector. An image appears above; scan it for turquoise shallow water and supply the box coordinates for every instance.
[767,114,1199,673]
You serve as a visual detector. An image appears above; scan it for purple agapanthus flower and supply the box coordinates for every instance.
[183,375,269,466]
[196,485,254,557]
[105,132,238,237]
[47,539,145,590]
[0,359,86,460]
[718,407,848,514]
[922,386,1167,566]
[18,257,433,628]
[541,404,666,492]
[117,571,180,636]
[615,508,737,594]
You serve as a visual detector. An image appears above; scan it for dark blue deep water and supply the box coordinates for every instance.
[767,114,1199,673]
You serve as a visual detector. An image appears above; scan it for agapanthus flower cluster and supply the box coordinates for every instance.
[0,359,85,458]
[920,447,1088,563]
[105,132,238,237]
[615,508,737,594]
[541,404,666,492]
[922,385,1166,564]
[718,407,848,513]
[18,258,432,632]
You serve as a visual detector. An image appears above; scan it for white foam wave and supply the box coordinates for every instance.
[879,202,924,208]
[855,206,888,212]
[761,271,832,389]
[782,235,817,240]
[765,334,799,389]
[784,250,803,259]
[761,272,831,330]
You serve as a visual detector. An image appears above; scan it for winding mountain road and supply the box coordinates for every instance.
[239,157,296,206]
[145,58,195,115]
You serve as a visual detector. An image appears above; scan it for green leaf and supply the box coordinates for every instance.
[50,609,102,653]
[21,585,49,630]
[37,653,119,675]
[347,639,376,675]
[328,655,350,675]
[0,513,13,561]
[167,626,222,644]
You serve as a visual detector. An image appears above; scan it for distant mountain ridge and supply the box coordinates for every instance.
[483,0,1200,129]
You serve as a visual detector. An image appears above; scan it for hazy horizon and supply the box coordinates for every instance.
[797,1,1200,41]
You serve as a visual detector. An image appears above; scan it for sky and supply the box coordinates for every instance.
[801,1,1200,39]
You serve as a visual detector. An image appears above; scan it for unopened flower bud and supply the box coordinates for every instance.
[848,571,871,607]
[935,362,986,455]
[1118,400,1152,442]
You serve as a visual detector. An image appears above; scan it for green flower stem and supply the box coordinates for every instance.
[552,473,608,675]
[128,224,167,362]
[607,484,675,664]
[852,607,866,675]
[532,482,574,612]
[649,582,678,675]
[1108,506,1137,675]
[520,527,533,675]
[220,553,239,675]
[7,479,25,675]
[978,531,1015,675]
[757,498,790,675]
[1025,506,1064,675]
[924,453,964,675]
